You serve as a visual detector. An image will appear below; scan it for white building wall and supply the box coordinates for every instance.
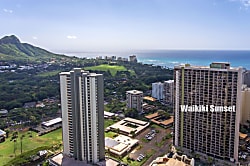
[60,74,70,155]
[152,82,164,100]
[164,80,174,105]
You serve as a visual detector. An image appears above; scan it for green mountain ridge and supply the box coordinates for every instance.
[0,35,68,62]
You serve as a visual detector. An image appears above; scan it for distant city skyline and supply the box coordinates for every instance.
[1,0,250,53]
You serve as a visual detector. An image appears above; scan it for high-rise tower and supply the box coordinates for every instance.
[126,90,143,112]
[174,62,243,163]
[60,68,105,164]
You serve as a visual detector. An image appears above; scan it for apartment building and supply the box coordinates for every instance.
[164,80,174,105]
[174,62,243,163]
[60,68,105,164]
[126,90,143,112]
[152,82,164,100]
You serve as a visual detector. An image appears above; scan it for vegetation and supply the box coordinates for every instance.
[0,35,70,62]
[84,64,127,76]
[0,35,174,165]
[105,131,117,138]
[104,119,116,129]
[0,128,62,166]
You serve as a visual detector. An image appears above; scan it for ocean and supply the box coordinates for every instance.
[65,50,250,69]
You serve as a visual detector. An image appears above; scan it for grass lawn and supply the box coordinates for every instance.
[84,64,128,76]
[0,128,62,166]
[105,131,117,138]
[104,119,116,129]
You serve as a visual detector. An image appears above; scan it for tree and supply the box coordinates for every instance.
[5,129,10,138]
[115,128,120,134]
[130,130,136,138]
[207,157,213,164]
[20,134,25,154]
[13,139,17,157]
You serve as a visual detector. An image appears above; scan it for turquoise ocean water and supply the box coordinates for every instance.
[66,50,250,69]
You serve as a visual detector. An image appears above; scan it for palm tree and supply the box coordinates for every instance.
[20,134,25,154]
[13,139,17,157]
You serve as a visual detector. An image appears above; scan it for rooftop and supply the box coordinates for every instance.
[174,62,242,71]
[126,90,143,95]
[146,112,174,127]
[0,129,6,136]
[0,109,8,114]
[149,153,194,166]
[239,132,248,139]
[105,135,139,156]
[145,112,160,119]
[42,117,62,127]
[107,117,149,136]
[164,80,174,84]
[144,96,156,102]
[104,111,115,118]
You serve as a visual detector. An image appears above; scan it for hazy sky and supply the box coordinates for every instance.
[1,0,250,52]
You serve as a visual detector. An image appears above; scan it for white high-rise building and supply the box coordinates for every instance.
[126,90,143,112]
[60,68,105,164]
[174,62,243,163]
[152,82,164,100]
[164,80,174,105]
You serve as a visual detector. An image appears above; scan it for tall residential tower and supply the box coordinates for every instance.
[60,68,105,164]
[126,90,143,112]
[174,62,243,163]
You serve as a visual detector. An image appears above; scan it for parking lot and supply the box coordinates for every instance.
[128,124,173,165]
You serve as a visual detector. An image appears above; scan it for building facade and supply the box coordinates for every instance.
[60,68,105,164]
[241,85,250,124]
[164,80,174,105]
[129,55,137,63]
[174,62,243,163]
[126,90,143,112]
[152,82,164,100]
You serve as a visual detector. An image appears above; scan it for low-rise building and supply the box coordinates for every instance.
[149,153,194,166]
[104,111,115,119]
[142,103,156,112]
[0,129,6,143]
[0,109,8,117]
[105,135,139,157]
[143,96,156,102]
[106,117,149,136]
[41,117,62,128]
[49,153,120,166]
[145,112,173,128]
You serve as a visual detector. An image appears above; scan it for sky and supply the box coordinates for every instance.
[1,0,250,53]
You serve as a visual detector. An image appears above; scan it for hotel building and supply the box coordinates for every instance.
[126,90,143,112]
[60,68,105,164]
[174,62,243,162]
[240,85,250,124]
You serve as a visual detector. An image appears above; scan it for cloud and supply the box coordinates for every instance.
[32,36,38,40]
[241,0,250,7]
[230,0,250,9]
[3,9,13,13]
[67,35,77,39]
